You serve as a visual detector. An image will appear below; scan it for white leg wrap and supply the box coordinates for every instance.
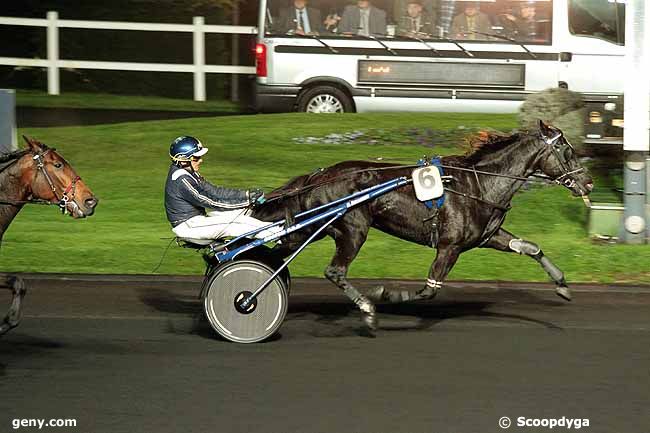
[509,238,541,256]
[356,298,375,313]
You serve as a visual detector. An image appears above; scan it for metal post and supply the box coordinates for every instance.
[46,11,60,95]
[230,2,240,102]
[0,89,17,153]
[647,156,650,240]
[623,0,650,243]
[193,16,206,102]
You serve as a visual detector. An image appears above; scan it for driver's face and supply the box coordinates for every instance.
[294,0,306,9]
[190,157,203,171]
[357,0,370,9]
[464,6,478,16]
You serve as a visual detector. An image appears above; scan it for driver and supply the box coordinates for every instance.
[164,136,282,242]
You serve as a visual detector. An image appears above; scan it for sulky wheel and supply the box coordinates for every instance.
[203,259,288,343]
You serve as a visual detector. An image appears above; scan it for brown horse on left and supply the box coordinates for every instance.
[0,136,98,335]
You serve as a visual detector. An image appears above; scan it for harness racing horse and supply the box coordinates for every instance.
[253,121,593,332]
[0,136,98,335]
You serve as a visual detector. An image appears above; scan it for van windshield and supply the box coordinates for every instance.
[264,0,552,44]
[568,0,625,45]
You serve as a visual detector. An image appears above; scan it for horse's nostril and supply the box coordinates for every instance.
[85,197,98,208]
[586,182,594,192]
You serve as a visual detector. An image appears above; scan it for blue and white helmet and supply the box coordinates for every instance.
[169,136,208,162]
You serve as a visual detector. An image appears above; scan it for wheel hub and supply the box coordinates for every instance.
[234,291,257,314]
[307,95,343,113]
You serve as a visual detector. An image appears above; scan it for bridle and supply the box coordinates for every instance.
[33,149,82,214]
[541,131,586,191]
[0,148,81,214]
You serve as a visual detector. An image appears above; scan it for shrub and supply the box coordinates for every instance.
[518,88,586,151]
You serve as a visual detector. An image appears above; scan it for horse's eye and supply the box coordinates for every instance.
[53,162,63,169]
[564,147,573,161]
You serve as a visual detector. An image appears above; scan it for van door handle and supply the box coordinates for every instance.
[560,52,573,62]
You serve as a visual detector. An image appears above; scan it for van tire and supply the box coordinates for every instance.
[297,86,354,113]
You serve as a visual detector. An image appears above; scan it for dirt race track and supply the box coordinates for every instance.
[1,275,649,433]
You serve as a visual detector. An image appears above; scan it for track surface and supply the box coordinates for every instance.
[1,276,649,433]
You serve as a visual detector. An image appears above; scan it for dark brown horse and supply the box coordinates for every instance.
[253,121,593,331]
[0,136,98,335]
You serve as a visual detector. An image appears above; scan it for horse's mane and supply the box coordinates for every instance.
[460,130,533,165]
[0,149,29,175]
[0,149,28,164]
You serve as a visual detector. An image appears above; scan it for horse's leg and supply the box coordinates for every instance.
[323,214,378,331]
[366,245,462,303]
[481,228,571,301]
[0,276,27,336]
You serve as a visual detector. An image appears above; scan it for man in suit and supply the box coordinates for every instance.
[500,2,550,42]
[277,0,322,35]
[338,0,387,36]
[450,1,492,40]
[397,0,436,37]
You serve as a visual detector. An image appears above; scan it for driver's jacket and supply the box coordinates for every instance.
[164,164,251,227]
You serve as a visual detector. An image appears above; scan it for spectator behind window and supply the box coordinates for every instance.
[394,0,439,35]
[277,0,322,35]
[450,1,492,40]
[500,1,550,42]
[338,0,387,36]
[397,0,436,37]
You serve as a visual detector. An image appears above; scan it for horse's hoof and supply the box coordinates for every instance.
[556,285,572,301]
[365,286,386,303]
[0,316,19,336]
[356,296,378,332]
[362,311,378,332]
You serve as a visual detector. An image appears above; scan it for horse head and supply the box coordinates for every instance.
[21,136,98,218]
[535,120,593,197]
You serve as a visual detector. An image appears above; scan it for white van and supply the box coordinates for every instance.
[255,0,626,144]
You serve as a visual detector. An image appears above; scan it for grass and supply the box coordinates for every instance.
[2,112,649,284]
[15,89,239,112]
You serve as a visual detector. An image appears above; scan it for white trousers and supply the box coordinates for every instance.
[172,210,282,241]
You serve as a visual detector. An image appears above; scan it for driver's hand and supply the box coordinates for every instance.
[249,188,266,206]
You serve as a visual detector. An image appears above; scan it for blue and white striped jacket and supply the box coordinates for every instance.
[164,164,251,227]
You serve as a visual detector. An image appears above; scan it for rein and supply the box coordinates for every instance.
[266,129,585,212]
[265,162,534,211]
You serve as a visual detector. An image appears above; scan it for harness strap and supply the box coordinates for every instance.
[444,187,511,212]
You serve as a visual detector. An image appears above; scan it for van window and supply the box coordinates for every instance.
[264,0,552,44]
[568,0,625,45]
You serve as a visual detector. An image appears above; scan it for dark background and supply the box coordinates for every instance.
[0,0,258,99]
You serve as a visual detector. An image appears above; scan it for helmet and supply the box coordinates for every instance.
[169,136,208,162]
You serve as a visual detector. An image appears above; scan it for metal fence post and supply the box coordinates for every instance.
[231,3,240,102]
[193,16,206,102]
[0,89,17,153]
[47,11,60,95]
[622,0,650,243]
[646,156,650,241]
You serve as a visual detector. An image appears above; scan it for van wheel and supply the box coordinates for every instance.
[297,86,354,113]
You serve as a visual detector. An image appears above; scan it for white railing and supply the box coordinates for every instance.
[0,12,258,101]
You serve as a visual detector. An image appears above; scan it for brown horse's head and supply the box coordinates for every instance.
[21,136,98,218]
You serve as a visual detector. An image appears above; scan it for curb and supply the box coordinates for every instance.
[3,272,650,294]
